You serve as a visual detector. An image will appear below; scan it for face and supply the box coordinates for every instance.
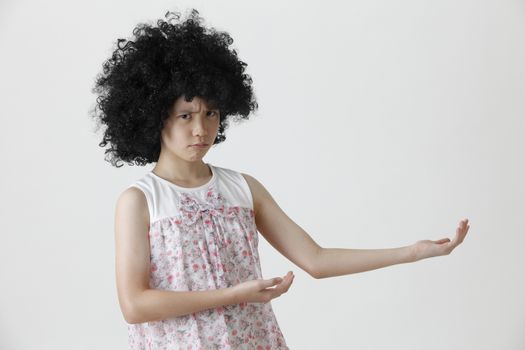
[160,95,220,162]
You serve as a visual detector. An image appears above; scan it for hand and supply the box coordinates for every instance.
[231,271,295,304]
[411,218,470,262]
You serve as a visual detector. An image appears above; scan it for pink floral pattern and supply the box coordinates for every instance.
[127,184,289,349]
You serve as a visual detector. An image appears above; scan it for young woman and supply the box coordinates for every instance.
[91,9,470,350]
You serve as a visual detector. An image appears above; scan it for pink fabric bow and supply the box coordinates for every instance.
[176,186,240,277]
[177,187,237,226]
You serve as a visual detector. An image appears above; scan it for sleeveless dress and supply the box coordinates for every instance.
[126,163,289,350]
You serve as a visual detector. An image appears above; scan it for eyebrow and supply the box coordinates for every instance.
[176,108,219,114]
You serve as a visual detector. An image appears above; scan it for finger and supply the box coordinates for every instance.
[456,220,467,235]
[263,272,291,290]
[275,273,295,292]
[274,274,294,296]
[261,277,283,289]
[279,272,293,285]
[284,274,295,292]
[282,271,293,279]
[451,222,469,247]
[275,272,292,285]
[279,274,295,292]
[460,219,470,233]
[458,222,469,241]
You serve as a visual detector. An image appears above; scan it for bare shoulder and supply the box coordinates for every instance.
[115,187,150,228]
[240,173,274,214]
[240,173,257,211]
[117,186,146,206]
[240,172,258,193]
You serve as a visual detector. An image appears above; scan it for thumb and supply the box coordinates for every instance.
[262,277,283,288]
[434,238,451,244]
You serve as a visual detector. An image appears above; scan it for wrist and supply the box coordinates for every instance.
[406,244,418,263]
[226,286,239,305]
[408,243,420,262]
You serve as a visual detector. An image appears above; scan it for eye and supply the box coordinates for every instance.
[207,111,219,117]
[179,114,191,119]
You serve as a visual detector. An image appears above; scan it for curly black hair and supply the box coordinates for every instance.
[89,9,258,167]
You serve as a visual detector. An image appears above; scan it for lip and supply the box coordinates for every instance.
[190,143,209,147]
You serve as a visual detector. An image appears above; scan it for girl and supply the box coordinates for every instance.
[91,9,470,350]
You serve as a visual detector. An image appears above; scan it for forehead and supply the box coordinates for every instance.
[172,95,217,112]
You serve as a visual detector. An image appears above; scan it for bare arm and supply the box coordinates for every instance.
[238,174,471,280]
[128,288,237,324]
[315,219,470,279]
[315,246,415,279]
[129,272,296,324]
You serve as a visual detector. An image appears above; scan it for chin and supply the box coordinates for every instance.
[187,155,207,162]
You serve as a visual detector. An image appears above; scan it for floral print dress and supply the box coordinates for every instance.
[126,163,289,350]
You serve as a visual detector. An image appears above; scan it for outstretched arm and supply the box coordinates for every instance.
[315,246,415,279]
[316,219,470,278]
[315,218,469,279]
[242,173,470,280]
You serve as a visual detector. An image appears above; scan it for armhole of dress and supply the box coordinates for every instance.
[237,172,255,211]
[128,184,152,229]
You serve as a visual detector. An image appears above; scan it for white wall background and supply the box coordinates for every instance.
[1,0,524,349]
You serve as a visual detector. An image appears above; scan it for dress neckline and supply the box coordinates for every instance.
[149,163,216,192]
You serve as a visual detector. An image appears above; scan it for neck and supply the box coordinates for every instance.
[152,156,210,182]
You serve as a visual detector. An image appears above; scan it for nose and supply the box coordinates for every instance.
[192,115,208,137]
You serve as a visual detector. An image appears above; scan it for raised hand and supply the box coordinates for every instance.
[411,218,470,261]
[231,271,295,304]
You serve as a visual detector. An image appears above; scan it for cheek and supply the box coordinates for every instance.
[162,126,186,144]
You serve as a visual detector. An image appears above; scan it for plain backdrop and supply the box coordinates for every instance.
[1,0,524,349]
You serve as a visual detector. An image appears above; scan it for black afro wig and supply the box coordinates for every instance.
[90,9,258,167]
